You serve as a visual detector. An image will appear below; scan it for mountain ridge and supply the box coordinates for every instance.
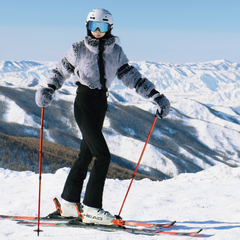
[0,59,239,177]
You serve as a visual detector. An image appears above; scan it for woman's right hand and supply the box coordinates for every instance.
[35,86,55,108]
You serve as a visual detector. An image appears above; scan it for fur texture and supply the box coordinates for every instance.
[47,35,155,98]
[154,94,171,118]
[35,87,55,108]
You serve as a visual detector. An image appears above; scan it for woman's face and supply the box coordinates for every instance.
[91,28,106,38]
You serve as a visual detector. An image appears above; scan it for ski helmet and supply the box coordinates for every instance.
[86,8,113,30]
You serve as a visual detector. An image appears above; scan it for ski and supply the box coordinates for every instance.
[0,214,175,229]
[0,198,68,221]
[0,197,179,235]
[0,214,70,221]
[124,220,176,229]
[113,218,176,229]
[17,219,203,237]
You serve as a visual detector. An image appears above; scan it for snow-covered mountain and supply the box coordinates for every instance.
[0,59,240,178]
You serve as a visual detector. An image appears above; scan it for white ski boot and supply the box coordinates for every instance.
[82,205,115,225]
[61,199,79,218]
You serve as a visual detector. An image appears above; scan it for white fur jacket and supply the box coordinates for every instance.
[47,35,155,99]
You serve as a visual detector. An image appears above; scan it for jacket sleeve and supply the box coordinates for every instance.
[117,48,155,99]
[47,43,78,89]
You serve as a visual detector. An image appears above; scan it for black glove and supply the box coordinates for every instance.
[35,85,55,108]
[153,93,170,118]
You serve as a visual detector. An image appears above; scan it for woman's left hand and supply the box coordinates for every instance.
[154,94,170,118]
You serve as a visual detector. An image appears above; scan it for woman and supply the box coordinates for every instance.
[35,8,170,225]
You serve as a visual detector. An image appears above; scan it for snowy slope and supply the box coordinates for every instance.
[0,60,240,178]
[0,164,240,239]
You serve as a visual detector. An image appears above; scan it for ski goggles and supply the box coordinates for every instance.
[88,21,109,33]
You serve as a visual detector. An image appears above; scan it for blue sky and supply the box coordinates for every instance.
[1,0,240,63]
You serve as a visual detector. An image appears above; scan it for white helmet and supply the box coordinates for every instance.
[86,8,113,29]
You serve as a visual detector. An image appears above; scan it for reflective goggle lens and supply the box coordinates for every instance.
[88,21,109,33]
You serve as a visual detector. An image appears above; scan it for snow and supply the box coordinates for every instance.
[1,60,240,176]
[1,59,240,238]
[0,165,240,239]
[3,97,40,128]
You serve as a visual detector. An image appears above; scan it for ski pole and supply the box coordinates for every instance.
[35,107,45,236]
[118,115,158,217]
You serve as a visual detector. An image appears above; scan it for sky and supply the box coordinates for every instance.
[0,0,240,64]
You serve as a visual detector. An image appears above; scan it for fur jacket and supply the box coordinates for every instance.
[47,35,155,99]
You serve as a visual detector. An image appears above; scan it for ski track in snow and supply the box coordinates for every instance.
[0,164,240,239]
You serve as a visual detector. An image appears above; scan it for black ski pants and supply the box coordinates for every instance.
[61,87,110,208]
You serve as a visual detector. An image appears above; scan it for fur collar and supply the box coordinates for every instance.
[84,36,116,54]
